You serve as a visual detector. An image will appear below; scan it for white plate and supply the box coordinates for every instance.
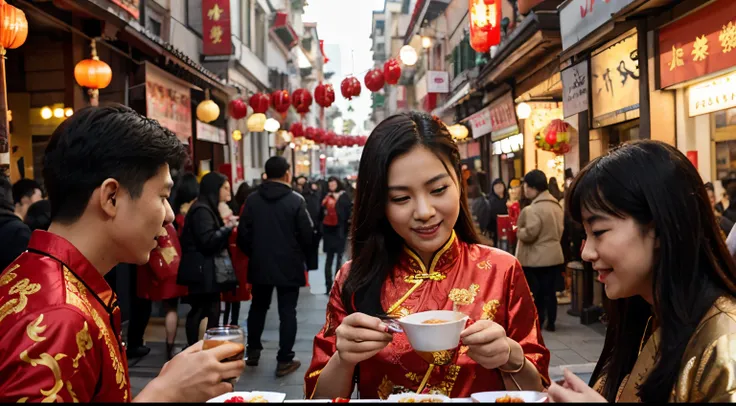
[207,391,287,403]
[470,391,547,403]
[386,393,451,403]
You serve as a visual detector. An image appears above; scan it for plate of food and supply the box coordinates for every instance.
[207,391,286,403]
[470,391,547,403]
[386,393,451,403]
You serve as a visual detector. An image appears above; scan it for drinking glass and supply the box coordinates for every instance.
[203,325,246,384]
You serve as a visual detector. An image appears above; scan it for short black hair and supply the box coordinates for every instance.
[44,104,188,223]
[265,156,290,179]
[0,175,13,212]
[24,199,51,231]
[523,169,548,192]
[12,178,41,204]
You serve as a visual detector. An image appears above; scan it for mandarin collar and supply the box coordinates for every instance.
[28,230,115,306]
[398,231,461,278]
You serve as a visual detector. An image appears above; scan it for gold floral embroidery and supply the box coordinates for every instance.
[432,350,453,365]
[0,276,42,324]
[0,265,19,286]
[66,381,79,403]
[459,345,469,355]
[17,396,28,403]
[433,365,461,397]
[449,284,480,306]
[477,260,494,270]
[72,322,93,368]
[19,315,68,403]
[481,300,501,321]
[378,375,395,400]
[405,372,422,383]
[404,273,447,283]
[158,246,178,266]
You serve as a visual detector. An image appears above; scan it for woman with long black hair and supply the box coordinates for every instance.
[305,112,549,399]
[178,172,237,346]
[548,140,736,402]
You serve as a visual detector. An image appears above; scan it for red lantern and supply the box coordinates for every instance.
[289,122,304,138]
[349,77,362,98]
[469,0,502,53]
[384,59,402,85]
[545,131,557,146]
[364,69,385,92]
[314,83,336,108]
[228,98,248,119]
[315,128,326,143]
[271,90,290,113]
[249,93,270,114]
[325,131,336,145]
[305,126,317,141]
[341,77,362,100]
[292,88,313,115]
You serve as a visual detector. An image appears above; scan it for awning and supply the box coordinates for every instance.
[431,82,472,117]
[271,12,299,50]
[403,0,451,44]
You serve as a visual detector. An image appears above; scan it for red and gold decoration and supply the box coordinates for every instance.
[227,98,248,119]
[304,126,317,141]
[341,77,362,100]
[535,119,572,155]
[384,59,402,85]
[289,122,304,138]
[469,0,502,53]
[232,129,242,141]
[0,0,27,173]
[74,39,112,107]
[271,90,291,114]
[202,0,233,56]
[314,83,335,108]
[249,93,270,114]
[292,88,313,115]
[364,69,385,92]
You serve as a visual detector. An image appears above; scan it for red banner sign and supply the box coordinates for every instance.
[659,0,736,88]
[489,92,519,142]
[202,0,232,56]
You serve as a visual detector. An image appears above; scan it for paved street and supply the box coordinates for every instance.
[128,253,604,399]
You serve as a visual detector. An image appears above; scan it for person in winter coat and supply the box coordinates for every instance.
[0,175,30,271]
[321,176,352,293]
[516,170,564,332]
[302,181,323,271]
[466,174,490,236]
[487,178,508,246]
[178,172,237,346]
[237,156,314,377]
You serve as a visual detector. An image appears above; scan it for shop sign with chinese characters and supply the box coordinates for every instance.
[688,71,736,117]
[492,133,524,155]
[590,32,640,127]
[659,0,736,88]
[561,60,589,118]
[559,0,637,51]
[196,120,227,144]
[202,0,232,56]
[468,107,493,139]
[489,92,519,142]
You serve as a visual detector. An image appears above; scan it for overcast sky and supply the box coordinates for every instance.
[303,0,386,135]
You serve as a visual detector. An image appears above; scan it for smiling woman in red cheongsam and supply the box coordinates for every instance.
[304,112,550,400]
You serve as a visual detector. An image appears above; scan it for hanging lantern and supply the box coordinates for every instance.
[305,126,317,141]
[74,39,112,106]
[249,93,270,114]
[196,90,220,123]
[314,83,335,108]
[399,45,418,66]
[292,88,313,115]
[384,59,402,85]
[516,102,532,120]
[232,130,242,141]
[271,90,291,113]
[289,122,304,138]
[469,0,502,53]
[228,98,248,119]
[540,119,572,156]
[364,69,385,92]
[349,77,362,98]
[341,77,362,100]
[0,1,28,51]
[449,124,469,140]
[264,118,281,133]
[247,113,266,132]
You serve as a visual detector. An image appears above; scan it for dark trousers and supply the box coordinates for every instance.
[524,265,562,327]
[223,302,241,326]
[185,293,221,346]
[127,265,151,349]
[324,252,343,291]
[247,284,299,362]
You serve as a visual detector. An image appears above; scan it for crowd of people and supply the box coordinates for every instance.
[2,105,736,402]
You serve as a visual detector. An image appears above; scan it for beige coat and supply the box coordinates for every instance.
[515,190,564,267]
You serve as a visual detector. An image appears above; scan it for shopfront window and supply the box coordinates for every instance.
[714,108,736,180]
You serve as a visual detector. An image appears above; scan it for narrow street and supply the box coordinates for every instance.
[128,252,604,399]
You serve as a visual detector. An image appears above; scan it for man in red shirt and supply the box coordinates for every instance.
[0,105,244,402]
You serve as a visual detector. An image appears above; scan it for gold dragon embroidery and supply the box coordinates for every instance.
[19,314,68,402]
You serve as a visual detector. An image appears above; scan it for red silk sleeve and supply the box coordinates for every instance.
[504,260,551,386]
[304,262,351,399]
[0,307,103,402]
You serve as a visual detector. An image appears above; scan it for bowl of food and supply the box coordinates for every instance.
[386,393,451,403]
[398,310,468,353]
[470,391,547,403]
[207,391,286,403]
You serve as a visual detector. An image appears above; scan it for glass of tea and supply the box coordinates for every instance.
[203,325,246,384]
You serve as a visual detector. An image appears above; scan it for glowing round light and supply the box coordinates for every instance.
[281,130,292,143]
[301,144,309,152]
[247,113,266,132]
[264,118,281,133]
[53,108,64,118]
[40,107,52,120]
[303,160,311,166]
[289,142,296,149]
[547,159,556,169]
[232,130,242,141]
[319,154,326,159]
[421,36,432,49]
[399,45,418,66]
[64,107,73,117]
[516,102,532,120]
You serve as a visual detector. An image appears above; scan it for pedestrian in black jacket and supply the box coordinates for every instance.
[237,156,313,377]
[178,172,236,346]
[0,175,30,271]
[302,181,323,271]
[487,178,508,247]
[321,177,351,293]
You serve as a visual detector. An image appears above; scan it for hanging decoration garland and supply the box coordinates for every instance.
[384,59,402,85]
[314,83,336,108]
[228,98,248,120]
[364,69,385,92]
[340,77,361,100]
[271,90,291,114]
[249,93,270,114]
[292,88,313,115]
[289,122,304,138]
